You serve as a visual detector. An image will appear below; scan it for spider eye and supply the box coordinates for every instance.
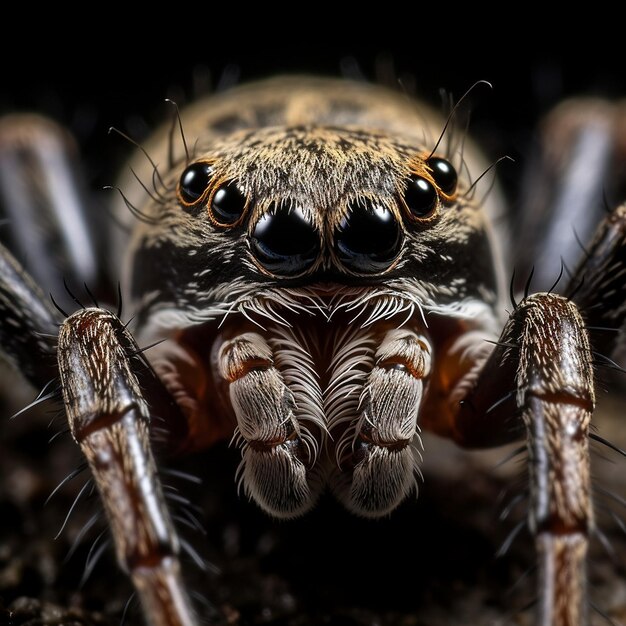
[403,175,438,218]
[250,201,320,276]
[178,162,213,204]
[427,157,457,195]
[335,198,402,274]
[210,181,247,226]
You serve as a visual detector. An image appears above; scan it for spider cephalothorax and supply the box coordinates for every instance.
[120,78,503,518]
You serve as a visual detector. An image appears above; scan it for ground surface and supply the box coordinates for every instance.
[1,375,625,626]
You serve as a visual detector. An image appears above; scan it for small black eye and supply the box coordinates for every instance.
[210,181,247,225]
[179,162,213,204]
[403,175,438,218]
[427,157,457,195]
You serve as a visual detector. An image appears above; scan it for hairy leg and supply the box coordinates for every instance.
[0,116,100,299]
[58,308,197,626]
[445,294,594,626]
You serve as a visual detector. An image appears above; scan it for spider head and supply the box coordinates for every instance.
[127,124,495,328]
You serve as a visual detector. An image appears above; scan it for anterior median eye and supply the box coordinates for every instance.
[178,162,214,204]
[426,156,457,195]
[334,198,402,274]
[250,201,320,276]
[403,175,438,219]
[210,181,247,226]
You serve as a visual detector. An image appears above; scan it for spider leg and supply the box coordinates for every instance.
[0,240,58,388]
[441,294,594,626]
[567,202,626,359]
[58,307,197,626]
[513,99,617,292]
[0,115,100,298]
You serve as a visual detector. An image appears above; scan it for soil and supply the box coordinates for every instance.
[1,371,625,626]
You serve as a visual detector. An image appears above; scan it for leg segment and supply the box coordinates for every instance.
[0,240,58,388]
[568,203,626,358]
[58,308,196,626]
[449,294,593,626]
[0,115,99,295]
[513,99,618,292]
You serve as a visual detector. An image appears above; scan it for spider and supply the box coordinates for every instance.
[1,74,625,626]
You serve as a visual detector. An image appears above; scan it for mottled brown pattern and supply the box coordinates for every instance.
[121,77,501,333]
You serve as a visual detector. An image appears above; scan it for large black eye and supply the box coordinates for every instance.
[334,198,402,274]
[178,162,213,204]
[427,157,457,195]
[250,201,320,276]
[403,175,438,218]
[210,181,247,226]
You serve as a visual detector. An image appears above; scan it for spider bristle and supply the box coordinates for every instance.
[189,589,221,622]
[180,537,219,574]
[523,266,535,300]
[161,467,203,485]
[164,489,194,508]
[55,479,92,540]
[509,269,518,309]
[496,519,527,558]
[129,338,167,357]
[49,292,69,318]
[130,166,166,206]
[608,509,626,538]
[103,185,160,226]
[80,530,110,586]
[586,325,620,333]
[163,487,204,516]
[592,351,626,374]
[427,80,492,160]
[466,155,514,202]
[589,432,626,458]
[485,389,516,415]
[172,513,206,536]
[594,526,620,567]
[83,282,99,308]
[45,463,87,506]
[108,126,169,194]
[47,428,71,445]
[503,563,535,599]
[165,99,190,166]
[485,339,519,350]
[63,511,102,564]
[601,186,619,215]
[547,261,566,295]
[596,485,626,509]
[499,494,528,526]
[63,277,84,309]
[11,379,58,420]
[590,601,622,626]
[120,592,138,626]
